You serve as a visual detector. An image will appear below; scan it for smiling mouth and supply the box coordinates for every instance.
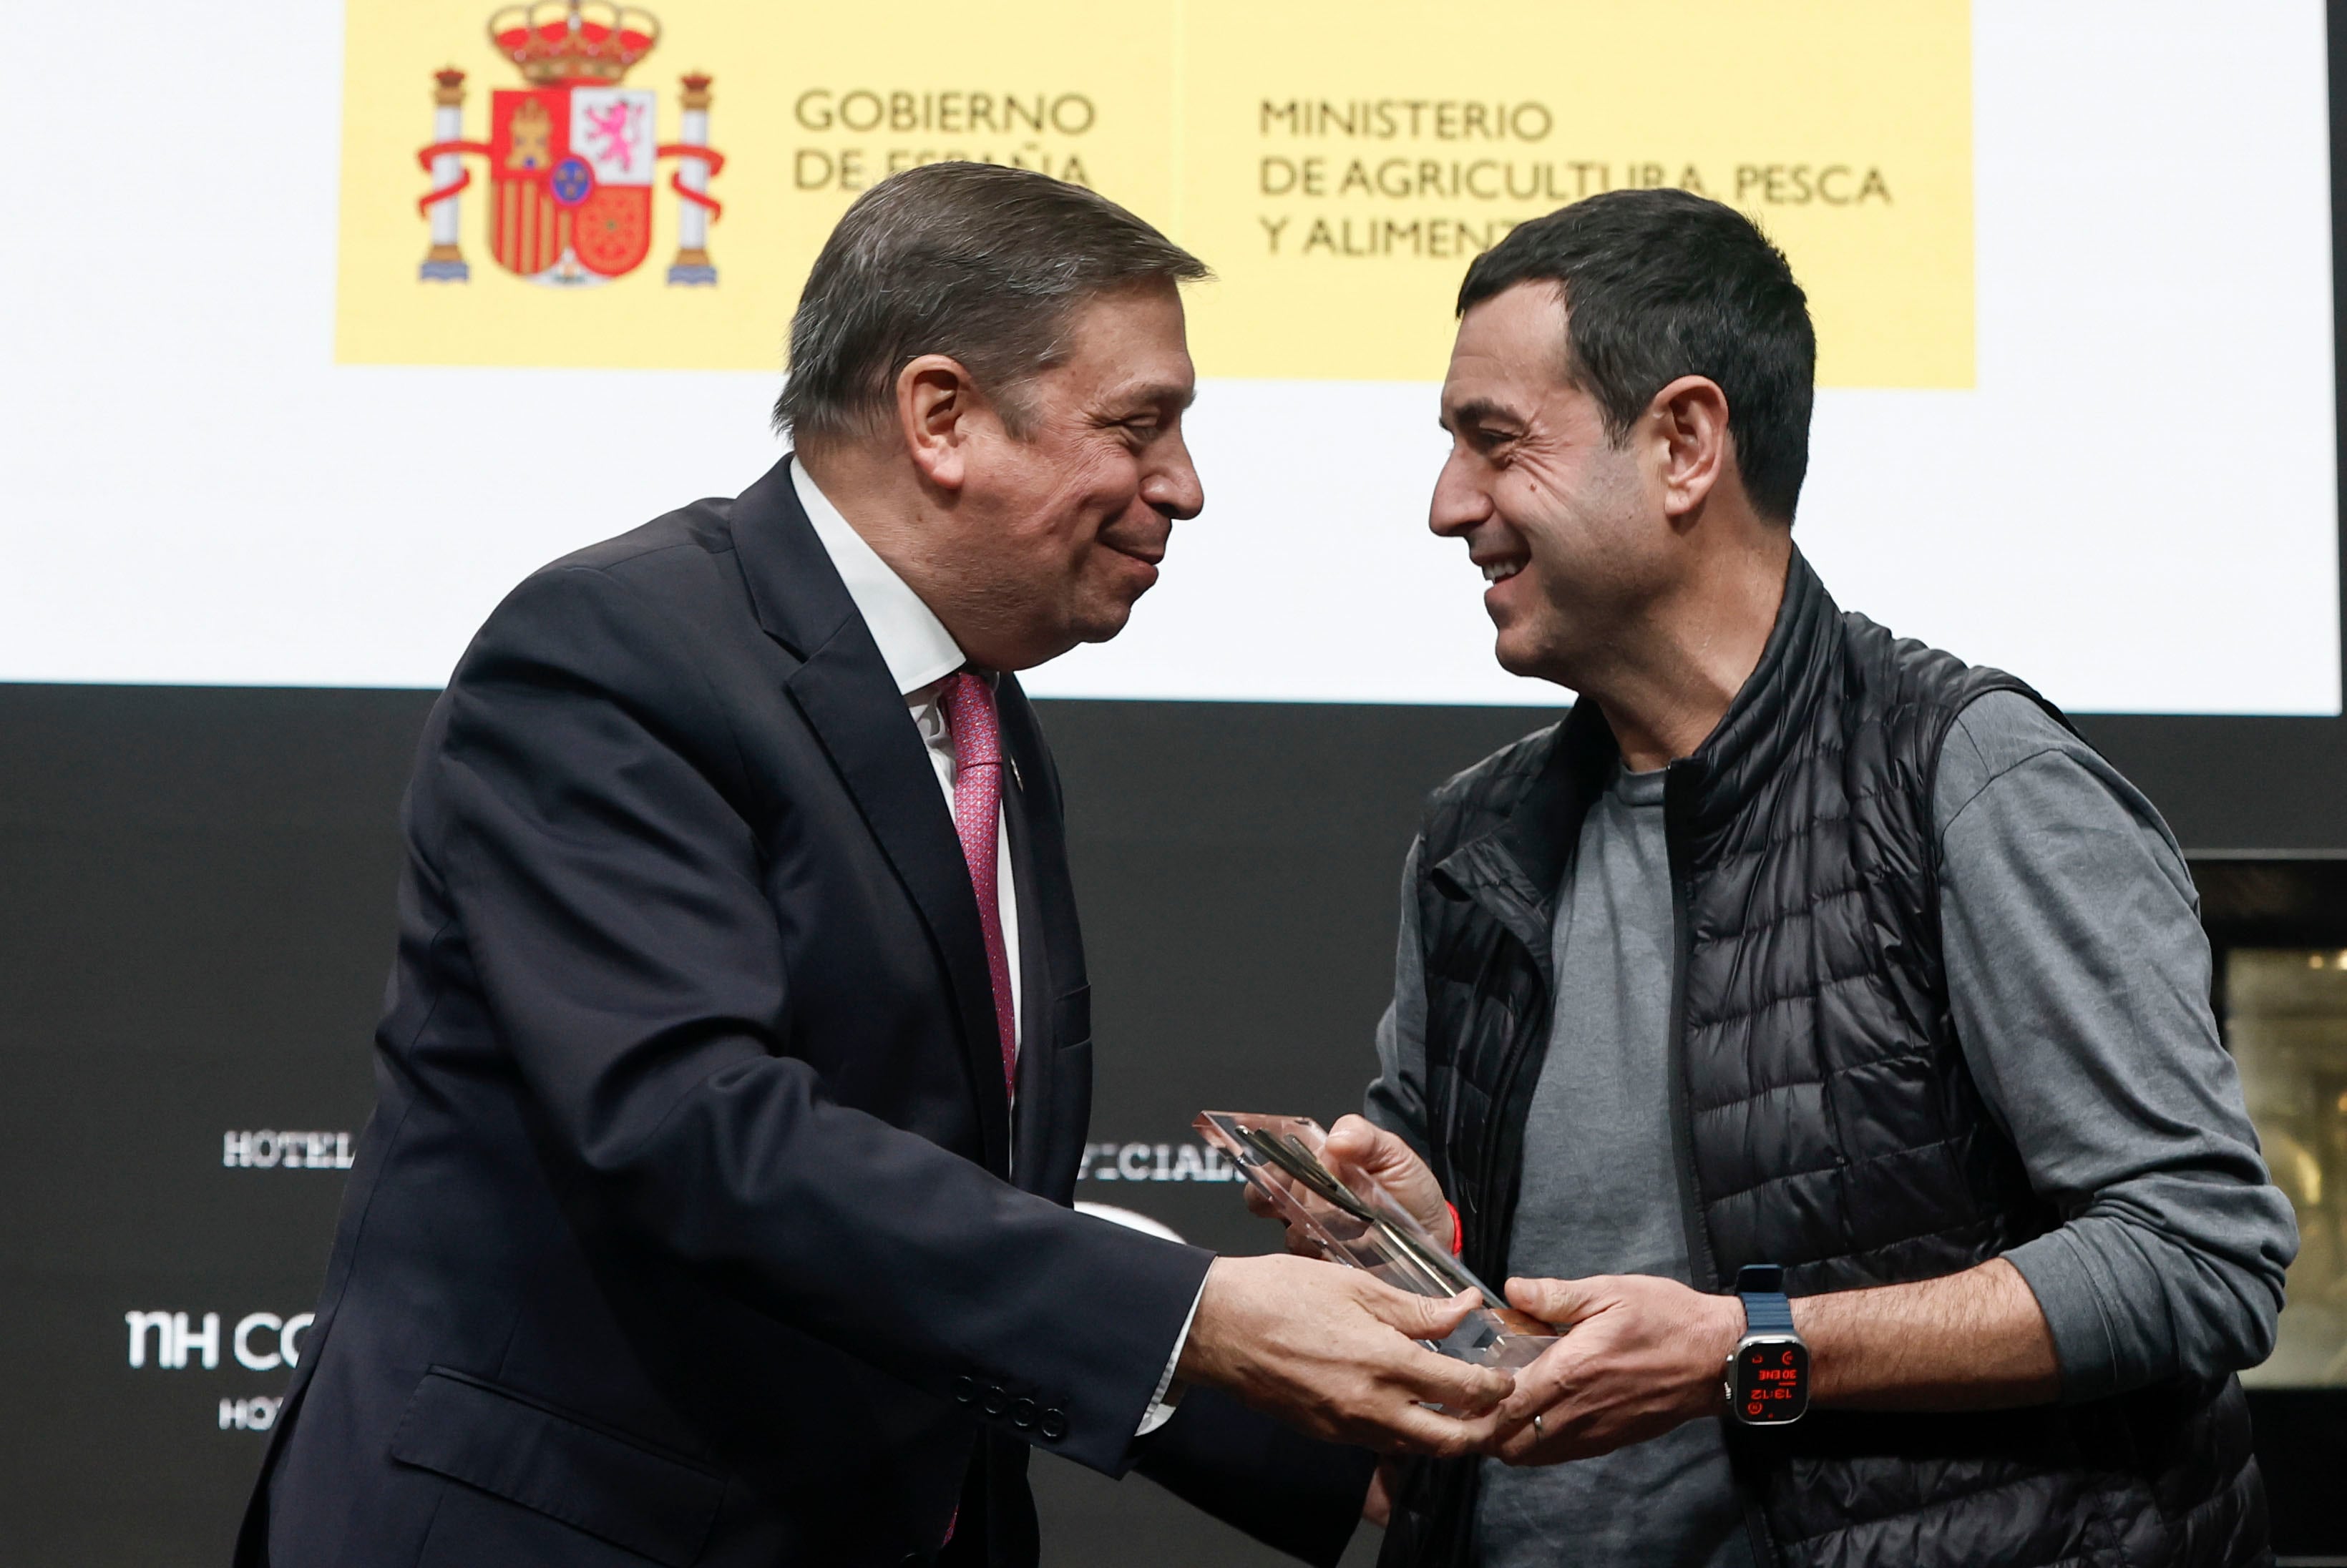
[1480,560,1524,584]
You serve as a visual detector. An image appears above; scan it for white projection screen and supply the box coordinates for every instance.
[0,1,2335,713]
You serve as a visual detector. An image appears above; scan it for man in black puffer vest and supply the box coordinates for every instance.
[1284,192,2296,1568]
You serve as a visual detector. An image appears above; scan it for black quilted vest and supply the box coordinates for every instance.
[1380,554,2267,1568]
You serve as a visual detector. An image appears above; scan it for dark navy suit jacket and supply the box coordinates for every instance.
[235,457,1372,1567]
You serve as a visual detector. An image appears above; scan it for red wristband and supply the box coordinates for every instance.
[1445,1201,1464,1256]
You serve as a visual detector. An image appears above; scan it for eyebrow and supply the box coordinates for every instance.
[1121,380,1196,414]
[1440,396,1526,433]
[1092,382,1196,426]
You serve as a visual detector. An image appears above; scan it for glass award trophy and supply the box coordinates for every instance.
[1196,1110,1560,1371]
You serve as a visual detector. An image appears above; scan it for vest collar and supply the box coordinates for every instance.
[1672,547,1840,840]
[1460,544,1833,907]
[1482,705,1614,913]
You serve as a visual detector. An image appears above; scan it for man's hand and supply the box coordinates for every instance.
[1487,1258,2061,1466]
[1239,1115,1455,1257]
[1483,1274,1741,1466]
[1176,1253,1513,1456]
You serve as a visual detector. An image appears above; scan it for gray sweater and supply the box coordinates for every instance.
[1365,692,2298,1568]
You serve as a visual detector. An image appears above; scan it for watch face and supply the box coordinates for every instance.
[1729,1337,1809,1424]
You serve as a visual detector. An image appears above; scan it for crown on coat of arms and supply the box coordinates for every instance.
[488,0,660,87]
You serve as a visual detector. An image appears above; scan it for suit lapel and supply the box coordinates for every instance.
[995,675,1088,1193]
[732,456,1013,1173]
[1002,727,1073,1193]
[995,673,1083,1012]
[1004,782,1054,1192]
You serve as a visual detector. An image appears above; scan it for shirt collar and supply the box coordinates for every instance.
[791,456,967,698]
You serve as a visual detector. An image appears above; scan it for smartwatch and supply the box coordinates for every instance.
[1722,1264,1809,1426]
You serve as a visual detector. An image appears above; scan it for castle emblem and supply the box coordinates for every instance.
[415,1,726,287]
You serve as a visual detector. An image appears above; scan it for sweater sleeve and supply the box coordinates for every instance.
[1935,692,2298,1400]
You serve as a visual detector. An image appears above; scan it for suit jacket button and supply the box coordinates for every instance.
[983,1385,1010,1416]
[1010,1398,1036,1429]
[950,1376,976,1405]
[1038,1407,1068,1441]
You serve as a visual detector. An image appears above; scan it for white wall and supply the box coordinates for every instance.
[0,3,2333,712]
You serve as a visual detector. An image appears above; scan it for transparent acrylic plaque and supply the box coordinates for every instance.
[1197,1110,1559,1371]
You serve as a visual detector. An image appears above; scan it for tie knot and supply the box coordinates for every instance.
[938,670,1001,771]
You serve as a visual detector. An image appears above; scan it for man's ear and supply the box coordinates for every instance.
[1647,375,1731,522]
[896,354,980,494]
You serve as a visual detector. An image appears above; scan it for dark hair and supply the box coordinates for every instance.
[774,162,1209,447]
[1456,189,1815,521]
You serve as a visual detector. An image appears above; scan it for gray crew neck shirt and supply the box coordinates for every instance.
[1471,762,1751,1568]
[1367,691,2295,1568]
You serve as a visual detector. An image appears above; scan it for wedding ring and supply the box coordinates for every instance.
[1531,1413,1546,1439]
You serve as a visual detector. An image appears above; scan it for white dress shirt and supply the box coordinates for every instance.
[792,459,1021,1059]
[791,459,1191,1434]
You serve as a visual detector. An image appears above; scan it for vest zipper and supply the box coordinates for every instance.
[1660,764,1719,1290]
[1663,765,1777,1567]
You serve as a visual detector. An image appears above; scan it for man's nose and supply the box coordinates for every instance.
[1143,431,1206,521]
[1429,452,1490,538]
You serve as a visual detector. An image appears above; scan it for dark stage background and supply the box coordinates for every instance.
[6,684,2347,1565]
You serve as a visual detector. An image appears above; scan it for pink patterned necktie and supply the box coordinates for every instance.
[937,670,1017,1100]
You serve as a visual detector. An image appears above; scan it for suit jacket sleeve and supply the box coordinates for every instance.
[1133,1388,1376,1566]
[416,562,1211,1474]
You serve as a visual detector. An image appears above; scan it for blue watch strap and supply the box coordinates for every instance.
[1736,1263,1796,1335]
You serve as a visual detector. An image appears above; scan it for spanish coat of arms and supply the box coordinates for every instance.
[415,0,726,286]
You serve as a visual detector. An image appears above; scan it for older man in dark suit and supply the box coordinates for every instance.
[235,163,1505,1568]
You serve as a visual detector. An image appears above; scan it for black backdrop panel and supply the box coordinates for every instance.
[6,685,2347,1565]
[0,688,414,1564]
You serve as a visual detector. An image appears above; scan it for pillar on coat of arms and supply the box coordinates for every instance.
[421,69,472,281]
[667,73,718,286]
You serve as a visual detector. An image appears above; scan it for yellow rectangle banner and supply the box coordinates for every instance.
[336,1,1971,386]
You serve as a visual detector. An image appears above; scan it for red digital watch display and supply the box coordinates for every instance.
[1727,1338,1810,1424]
[1724,1264,1809,1426]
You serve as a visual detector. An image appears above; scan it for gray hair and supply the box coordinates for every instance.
[774,162,1209,448]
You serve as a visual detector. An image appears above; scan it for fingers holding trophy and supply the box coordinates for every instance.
[1199,1109,1558,1372]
